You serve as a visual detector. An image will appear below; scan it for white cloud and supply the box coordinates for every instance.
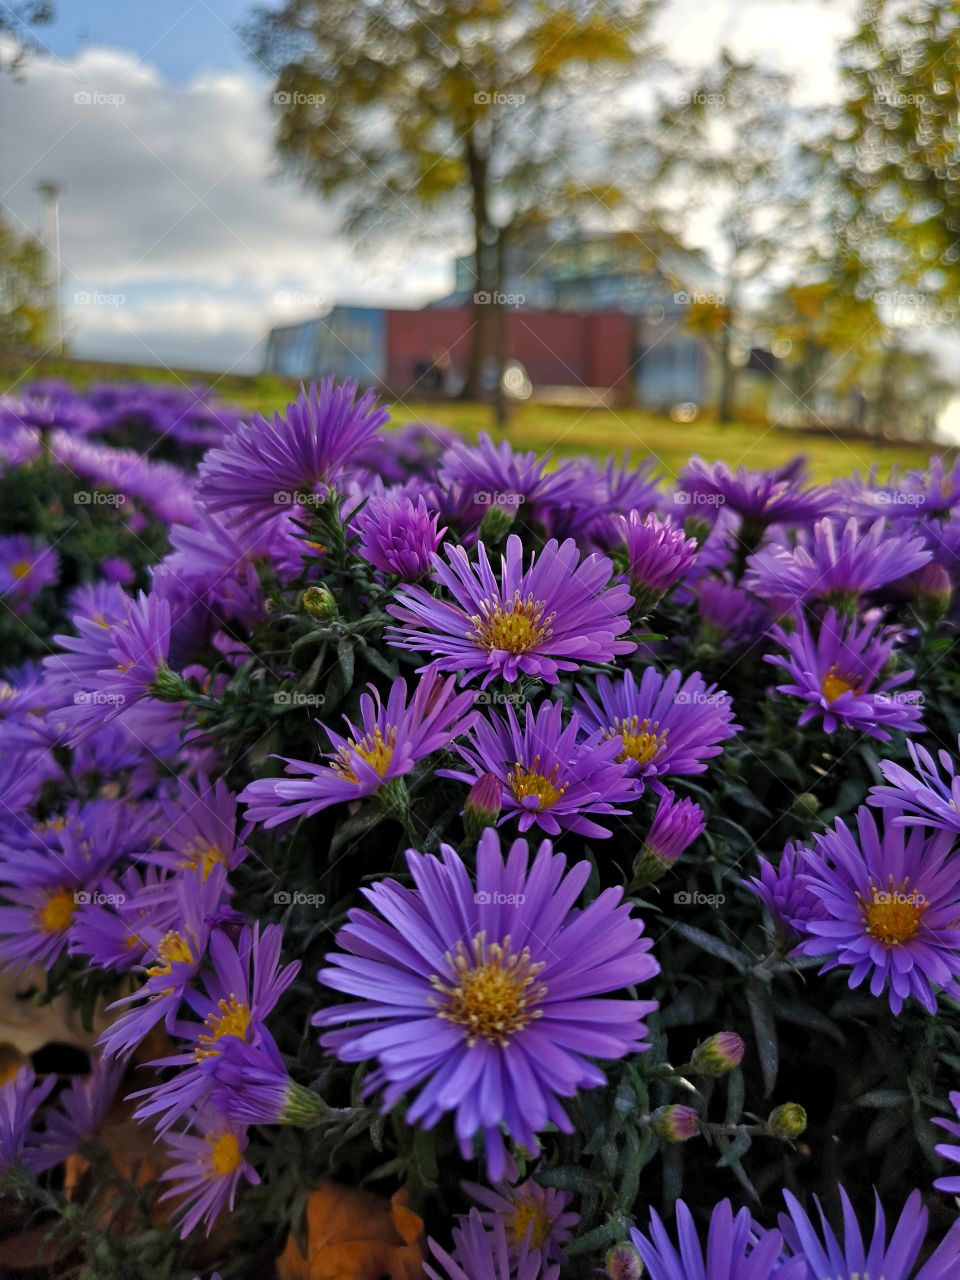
[0,45,455,371]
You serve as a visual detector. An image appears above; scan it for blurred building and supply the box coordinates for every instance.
[264,231,728,410]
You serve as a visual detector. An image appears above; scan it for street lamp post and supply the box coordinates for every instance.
[35,181,63,356]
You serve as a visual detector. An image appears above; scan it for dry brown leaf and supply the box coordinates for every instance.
[276,1180,425,1280]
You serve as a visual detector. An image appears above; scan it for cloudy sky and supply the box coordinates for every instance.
[1,0,861,374]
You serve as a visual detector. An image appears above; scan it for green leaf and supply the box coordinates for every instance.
[672,923,748,972]
[746,980,779,1095]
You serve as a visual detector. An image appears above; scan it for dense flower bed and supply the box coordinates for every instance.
[1,378,960,1279]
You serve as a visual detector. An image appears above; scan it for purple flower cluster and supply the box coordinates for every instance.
[3,376,959,1263]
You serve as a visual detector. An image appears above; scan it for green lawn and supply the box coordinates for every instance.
[0,355,944,481]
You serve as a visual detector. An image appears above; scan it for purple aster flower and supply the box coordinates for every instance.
[575,667,739,789]
[206,1037,306,1127]
[102,557,135,585]
[442,698,641,839]
[33,1056,124,1171]
[794,806,960,1015]
[133,923,299,1131]
[69,864,174,972]
[99,866,229,1059]
[425,1210,554,1280]
[47,591,176,746]
[386,534,636,687]
[462,1176,578,1271]
[744,843,825,950]
[159,1107,259,1238]
[144,774,250,880]
[0,419,42,472]
[641,790,705,865]
[197,378,389,524]
[630,1198,805,1280]
[779,1185,960,1279]
[0,1066,56,1176]
[696,577,771,644]
[0,536,59,607]
[0,821,125,972]
[437,433,579,532]
[240,671,476,828]
[869,735,960,835]
[746,517,932,609]
[618,511,698,610]
[764,608,923,742]
[842,454,960,519]
[314,829,659,1179]
[933,1091,960,1194]
[678,456,835,527]
[354,490,446,579]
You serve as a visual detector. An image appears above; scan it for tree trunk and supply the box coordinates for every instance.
[717,295,738,425]
[461,135,494,402]
[493,224,510,429]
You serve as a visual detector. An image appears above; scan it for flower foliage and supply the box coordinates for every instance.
[0,379,959,1278]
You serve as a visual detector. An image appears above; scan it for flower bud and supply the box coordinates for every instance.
[650,1104,700,1143]
[916,561,952,622]
[478,502,516,543]
[689,1031,745,1077]
[149,665,192,702]
[766,1102,807,1140]
[792,792,819,819]
[606,1242,644,1280]
[303,584,337,621]
[464,773,502,841]
[633,793,705,887]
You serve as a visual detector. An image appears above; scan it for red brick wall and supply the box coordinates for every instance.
[383,307,633,402]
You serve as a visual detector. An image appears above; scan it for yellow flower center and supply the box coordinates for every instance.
[470,592,554,654]
[331,724,397,783]
[861,878,927,947]
[511,1198,552,1250]
[508,757,566,809]
[146,930,195,978]
[822,666,860,703]
[11,560,31,581]
[431,933,547,1047]
[38,887,75,933]
[207,1131,243,1176]
[611,716,668,766]
[195,995,252,1060]
[180,838,226,879]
